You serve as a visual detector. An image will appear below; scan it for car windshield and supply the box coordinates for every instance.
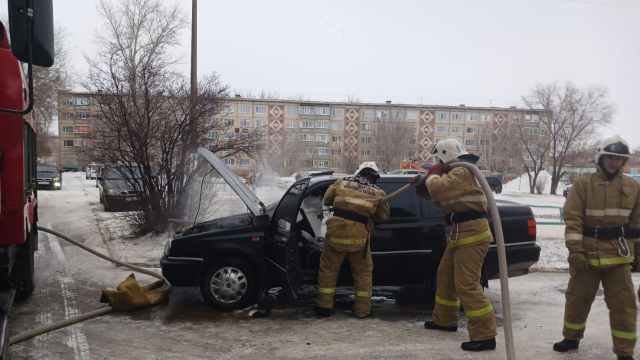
[37,170,58,177]
[104,167,142,180]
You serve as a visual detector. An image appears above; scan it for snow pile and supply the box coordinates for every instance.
[503,171,567,195]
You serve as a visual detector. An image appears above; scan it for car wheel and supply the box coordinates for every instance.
[200,257,257,310]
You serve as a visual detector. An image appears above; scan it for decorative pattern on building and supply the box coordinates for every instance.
[343,108,360,160]
[492,112,507,136]
[418,110,435,161]
[268,104,285,155]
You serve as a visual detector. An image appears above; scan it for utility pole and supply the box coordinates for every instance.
[190,0,198,97]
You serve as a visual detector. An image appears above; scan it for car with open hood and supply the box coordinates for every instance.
[161,148,541,310]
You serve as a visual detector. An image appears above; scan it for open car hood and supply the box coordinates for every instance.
[197,147,266,216]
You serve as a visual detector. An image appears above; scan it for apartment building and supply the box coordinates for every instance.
[58,91,546,176]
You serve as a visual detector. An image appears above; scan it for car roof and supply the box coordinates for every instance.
[305,174,413,187]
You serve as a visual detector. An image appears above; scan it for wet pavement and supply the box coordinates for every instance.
[6,173,639,359]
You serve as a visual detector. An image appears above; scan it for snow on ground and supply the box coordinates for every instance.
[503,170,568,195]
[497,182,569,271]
[74,171,295,268]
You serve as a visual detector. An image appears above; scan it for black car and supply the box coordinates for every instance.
[161,148,541,310]
[97,166,144,212]
[36,164,62,190]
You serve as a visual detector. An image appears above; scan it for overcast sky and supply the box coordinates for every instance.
[4,0,640,146]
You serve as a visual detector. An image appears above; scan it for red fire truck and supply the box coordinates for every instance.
[0,0,53,318]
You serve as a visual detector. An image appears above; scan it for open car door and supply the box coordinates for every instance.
[264,178,310,301]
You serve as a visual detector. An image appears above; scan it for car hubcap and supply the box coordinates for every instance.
[209,266,248,304]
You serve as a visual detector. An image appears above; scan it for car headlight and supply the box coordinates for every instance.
[54,182,61,187]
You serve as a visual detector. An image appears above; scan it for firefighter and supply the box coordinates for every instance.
[315,162,390,318]
[415,138,497,352]
[553,135,640,360]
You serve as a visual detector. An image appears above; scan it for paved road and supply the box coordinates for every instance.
[7,173,639,359]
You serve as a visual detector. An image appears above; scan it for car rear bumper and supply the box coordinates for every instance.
[160,255,203,286]
[486,242,541,279]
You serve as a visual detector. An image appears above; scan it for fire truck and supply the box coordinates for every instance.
[0,0,54,348]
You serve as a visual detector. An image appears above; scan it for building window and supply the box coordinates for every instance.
[287,106,298,116]
[239,159,250,167]
[450,127,460,133]
[316,134,329,143]
[361,150,370,158]
[256,119,266,127]
[239,103,251,113]
[302,134,313,142]
[466,127,478,134]
[407,110,418,120]
[240,119,252,128]
[313,160,329,168]
[78,112,89,119]
[436,111,449,121]
[287,120,297,128]
[223,118,234,127]
[465,139,479,146]
[361,136,371,144]
[223,104,234,114]
[316,119,329,128]
[361,122,370,131]
[224,158,235,166]
[318,147,330,156]
[436,126,448,133]
[332,135,341,143]
[63,140,74,147]
[207,131,216,140]
[301,120,314,128]
[62,126,73,133]
[375,110,387,121]
[334,108,345,118]
[255,105,267,114]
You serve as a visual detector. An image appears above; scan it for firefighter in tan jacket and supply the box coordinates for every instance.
[554,136,640,360]
[315,162,390,318]
[416,138,497,352]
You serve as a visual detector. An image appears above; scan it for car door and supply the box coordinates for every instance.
[372,179,441,286]
[265,179,309,297]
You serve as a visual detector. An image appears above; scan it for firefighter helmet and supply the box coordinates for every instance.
[431,138,477,164]
[355,161,381,180]
[595,135,630,164]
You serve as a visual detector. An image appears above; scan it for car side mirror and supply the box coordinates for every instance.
[8,0,54,67]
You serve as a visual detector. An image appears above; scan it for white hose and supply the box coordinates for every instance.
[450,162,515,360]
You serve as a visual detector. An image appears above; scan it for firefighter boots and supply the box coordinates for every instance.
[461,338,496,351]
[424,320,457,332]
[553,339,579,352]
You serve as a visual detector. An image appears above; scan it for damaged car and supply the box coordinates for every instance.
[161,148,541,310]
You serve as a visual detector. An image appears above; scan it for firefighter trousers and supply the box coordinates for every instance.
[316,244,372,318]
[432,241,497,341]
[562,263,637,357]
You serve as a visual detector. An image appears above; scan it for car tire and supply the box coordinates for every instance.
[200,257,257,310]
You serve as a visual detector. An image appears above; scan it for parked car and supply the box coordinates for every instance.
[161,149,541,310]
[97,166,144,212]
[485,176,503,194]
[36,164,62,190]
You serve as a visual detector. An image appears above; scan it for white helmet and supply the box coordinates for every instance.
[431,138,476,164]
[355,161,380,179]
[595,135,630,164]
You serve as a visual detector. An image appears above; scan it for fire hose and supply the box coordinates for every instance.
[9,226,171,345]
[386,164,515,359]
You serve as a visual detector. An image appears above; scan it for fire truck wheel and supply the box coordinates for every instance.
[14,230,36,301]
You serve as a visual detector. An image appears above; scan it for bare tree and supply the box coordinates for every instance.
[32,27,70,159]
[371,113,414,172]
[86,0,254,233]
[523,82,613,194]
[512,115,550,194]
